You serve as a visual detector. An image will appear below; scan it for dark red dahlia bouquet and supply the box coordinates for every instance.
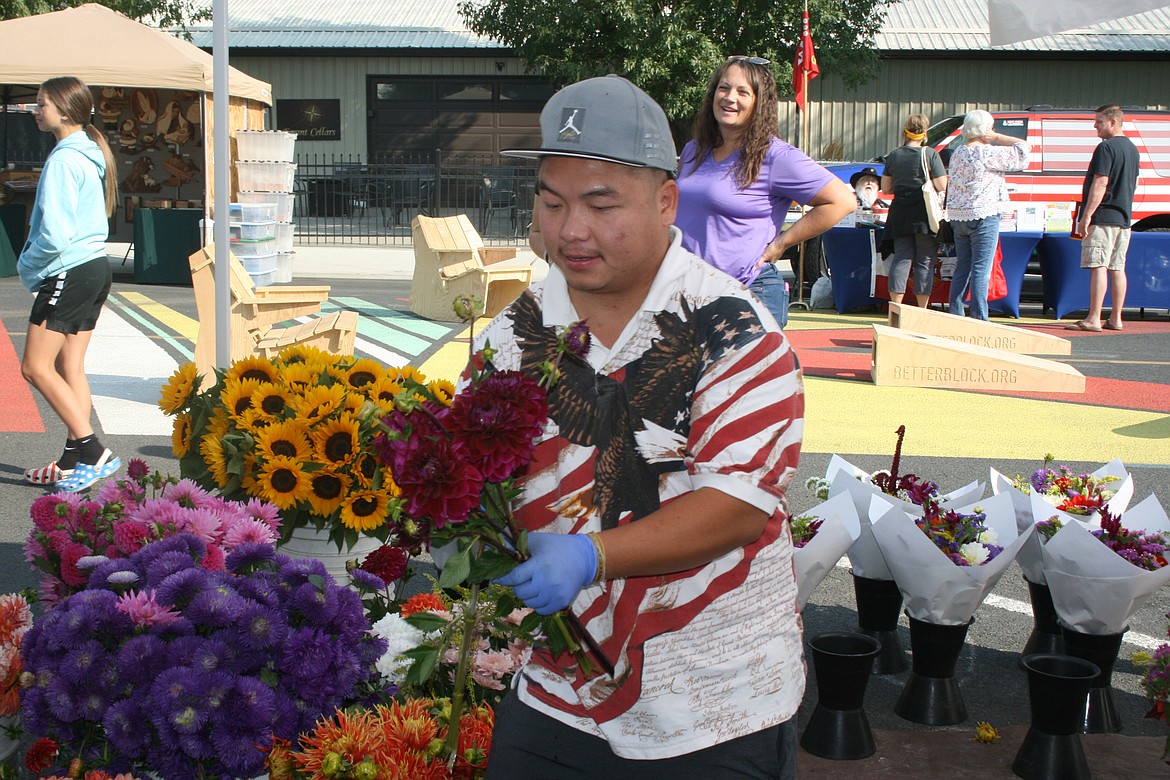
[370,319,606,765]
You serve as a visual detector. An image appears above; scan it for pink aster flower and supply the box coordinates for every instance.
[115,589,181,627]
[164,478,214,509]
[222,518,278,548]
[242,497,282,533]
[200,543,226,572]
[472,648,518,690]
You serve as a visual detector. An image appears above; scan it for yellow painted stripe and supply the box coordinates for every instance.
[803,376,1170,463]
[117,291,199,342]
[418,323,477,384]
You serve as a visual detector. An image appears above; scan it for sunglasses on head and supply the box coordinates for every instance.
[726,55,771,65]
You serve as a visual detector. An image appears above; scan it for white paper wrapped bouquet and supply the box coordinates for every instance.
[789,491,861,611]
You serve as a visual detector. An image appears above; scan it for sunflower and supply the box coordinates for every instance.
[342,391,370,417]
[339,488,393,532]
[251,381,295,420]
[277,343,333,366]
[387,365,428,386]
[237,407,272,435]
[367,376,405,411]
[351,452,381,489]
[171,413,193,457]
[158,362,200,414]
[336,358,385,393]
[294,384,349,426]
[255,419,312,462]
[278,361,321,395]
[305,468,352,519]
[221,378,263,423]
[256,456,312,510]
[199,431,230,488]
[426,379,455,407]
[224,355,278,385]
[313,415,360,467]
[241,451,261,492]
[207,407,232,438]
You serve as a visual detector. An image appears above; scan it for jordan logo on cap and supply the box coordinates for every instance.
[558,108,584,141]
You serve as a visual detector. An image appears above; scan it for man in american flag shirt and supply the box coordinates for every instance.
[482,75,805,780]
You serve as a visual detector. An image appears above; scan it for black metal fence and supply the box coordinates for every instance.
[291,152,539,246]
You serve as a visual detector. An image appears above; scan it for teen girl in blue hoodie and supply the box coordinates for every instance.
[18,76,121,492]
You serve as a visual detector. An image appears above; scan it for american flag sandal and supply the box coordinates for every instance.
[24,461,70,485]
[56,451,121,494]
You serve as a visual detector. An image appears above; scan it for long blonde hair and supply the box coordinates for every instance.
[41,77,117,217]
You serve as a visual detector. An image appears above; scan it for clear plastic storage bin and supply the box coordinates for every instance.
[274,251,294,283]
[238,191,294,222]
[228,202,277,223]
[230,221,277,241]
[241,252,277,275]
[274,222,294,253]
[249,268,277,287]
[231,238,277,258]
[235,162,297,193]
[235,130,297,163]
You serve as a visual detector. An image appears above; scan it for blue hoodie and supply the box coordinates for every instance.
[18,131,109,293]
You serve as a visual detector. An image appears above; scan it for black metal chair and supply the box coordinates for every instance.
[479,167,520,235]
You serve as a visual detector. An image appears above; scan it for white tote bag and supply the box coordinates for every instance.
[920,148,945,232]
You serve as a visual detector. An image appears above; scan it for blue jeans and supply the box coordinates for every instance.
[750,262,789,329]
[949,215,1000,321]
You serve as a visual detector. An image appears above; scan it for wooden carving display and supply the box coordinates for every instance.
[131,89,158,125]
[122,157,160,193]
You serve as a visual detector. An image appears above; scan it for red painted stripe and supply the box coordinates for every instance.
[0,319,44,433]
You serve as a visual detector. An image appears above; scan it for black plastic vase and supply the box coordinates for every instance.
[851,571,908,674]
[1060,625,1128,733]
[1020,578,1064,667]
[1012,653,1100,780]
[800,631,882,760]
[894,614,973,726]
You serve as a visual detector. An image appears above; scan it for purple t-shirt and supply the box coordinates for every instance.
[675,137,836,285]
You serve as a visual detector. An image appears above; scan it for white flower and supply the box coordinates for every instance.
[370,613,428,683]
[977,528,999,545]
[959,542,990,566]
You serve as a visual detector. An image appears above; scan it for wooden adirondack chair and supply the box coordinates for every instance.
[409,214,534,321]
[188,245,359,378]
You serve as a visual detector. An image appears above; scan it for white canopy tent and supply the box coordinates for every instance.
[988,0,1170,46]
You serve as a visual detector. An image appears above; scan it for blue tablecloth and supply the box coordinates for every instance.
[1041,233,1170,319]
[821,226,1042,317]
[822,226,882,314]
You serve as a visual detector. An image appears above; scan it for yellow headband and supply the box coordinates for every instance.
[904,130,926,141]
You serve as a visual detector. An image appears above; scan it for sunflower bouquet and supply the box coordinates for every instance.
[159,346,453,551]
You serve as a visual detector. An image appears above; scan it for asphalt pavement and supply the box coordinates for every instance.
[1,245,1169,777]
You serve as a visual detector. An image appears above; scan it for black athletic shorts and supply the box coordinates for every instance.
[29,257,113,335]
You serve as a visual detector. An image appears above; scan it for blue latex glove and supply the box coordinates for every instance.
[495,532,598,615]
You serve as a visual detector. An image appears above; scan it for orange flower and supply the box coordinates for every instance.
[399,592,449,618]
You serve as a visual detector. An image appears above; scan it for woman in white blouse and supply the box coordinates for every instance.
[945,110,1030,320]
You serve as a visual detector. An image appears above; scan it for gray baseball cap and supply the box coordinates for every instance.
[502,75,678,177]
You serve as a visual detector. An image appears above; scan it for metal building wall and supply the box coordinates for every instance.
[229,54,528,159]
[779,58,1170,162]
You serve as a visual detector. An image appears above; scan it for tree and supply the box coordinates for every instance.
[0,0,210,31]
[459,0,895,133]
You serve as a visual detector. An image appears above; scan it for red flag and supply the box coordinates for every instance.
[793,10,820,112]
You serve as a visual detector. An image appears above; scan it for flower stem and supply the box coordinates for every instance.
[444,578,482,766]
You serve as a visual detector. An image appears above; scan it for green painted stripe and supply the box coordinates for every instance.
[329,297,457,339]
[315,304,431,356]
[106,293,194,361]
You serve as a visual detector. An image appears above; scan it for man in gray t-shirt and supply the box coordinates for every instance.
[1069,105,1140,332]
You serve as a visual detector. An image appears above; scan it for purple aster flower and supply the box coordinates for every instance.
[153,566,211,609]
[220,675,278,732]
[144,550,205,588]
[75,686,110,721]
[348,566,386,592]
[165,635,207,669]
[290,581,339,625]
[562,319,592,359]
[116,633,169,684]
[58,640,109,682]
[44,676,79,722]
[211,727,269,778]
[184,585,247,628]
[277,556,331,586]
[103,698,152,758]
[235,602,287,652]
[188,637,233,673]
[224,542,277,573]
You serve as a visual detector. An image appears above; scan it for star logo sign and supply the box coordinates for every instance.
[303,105,321,123]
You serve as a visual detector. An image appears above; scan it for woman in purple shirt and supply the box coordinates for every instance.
[676,56,853,327]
